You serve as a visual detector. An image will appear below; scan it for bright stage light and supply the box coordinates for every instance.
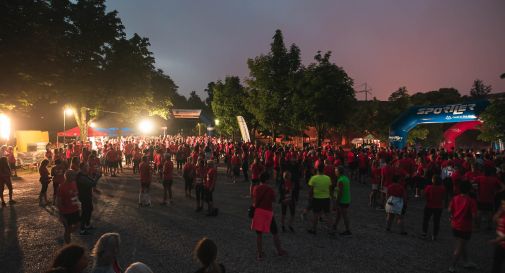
[89,122,96,128]
[64,108,74,116]
[0,114,11,140]
[215,119,220,126]
[138,119,154,134]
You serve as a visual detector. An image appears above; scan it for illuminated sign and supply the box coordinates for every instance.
[389,100,489,149]
[416,103,476,115]
[172,109,202,119]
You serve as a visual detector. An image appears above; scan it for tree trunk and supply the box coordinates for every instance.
[316,124,325,147]
[271,125,276,144]
[73,106,88,142]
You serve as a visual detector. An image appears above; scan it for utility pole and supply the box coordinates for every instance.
[356,82,373,101]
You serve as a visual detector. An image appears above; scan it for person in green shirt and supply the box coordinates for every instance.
[307,163,334,235]
[334,165,352,237]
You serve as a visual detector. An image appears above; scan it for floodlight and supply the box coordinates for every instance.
[138,119,154,134]
[0,114,11,140]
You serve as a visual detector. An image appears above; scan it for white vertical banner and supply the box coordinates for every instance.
[236,116,251,142]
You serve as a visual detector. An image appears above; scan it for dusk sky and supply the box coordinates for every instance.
[107,0,505,100]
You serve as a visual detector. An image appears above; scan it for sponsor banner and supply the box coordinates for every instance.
[236,116,251,142]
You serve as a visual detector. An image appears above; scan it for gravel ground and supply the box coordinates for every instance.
[0,166,495,273]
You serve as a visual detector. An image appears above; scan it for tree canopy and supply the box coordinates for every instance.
[0,0,179,139]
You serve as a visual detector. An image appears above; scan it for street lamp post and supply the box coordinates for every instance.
[63,108,73,145]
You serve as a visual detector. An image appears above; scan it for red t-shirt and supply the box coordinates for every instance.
[163,160,174,180]
[205,168,217,190]
[424,185,446,209]
[387,183,406,198]
[139,162,152,184]
[381,165,394,187]
[57,182,80,214]
[449,195,477,232]
[371,167,381,185]
[253,184,275,211]
[251,163,264,180]
[231,155,240,166]
[475,176,502,204]
[51,166,65,186]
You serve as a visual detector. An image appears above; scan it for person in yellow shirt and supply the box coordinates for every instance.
[307,163,334,235]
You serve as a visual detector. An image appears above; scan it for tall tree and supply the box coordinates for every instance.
[204,82,216,107]
[470,79,492,98]
[246,29,302,141]
[478,99,505,141]
[293,51,355,145]
[211,77,248,137]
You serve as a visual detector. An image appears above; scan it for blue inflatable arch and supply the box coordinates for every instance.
[389,100,489,149]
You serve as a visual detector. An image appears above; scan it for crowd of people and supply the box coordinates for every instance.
[2,134,505,272]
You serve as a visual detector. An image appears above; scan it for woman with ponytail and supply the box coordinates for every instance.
[193,237,225,273]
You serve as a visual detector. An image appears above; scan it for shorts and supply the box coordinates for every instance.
[339,203,350,209]
[107,161,116,168]
[184,178,193,191]
[478,202,494,212]
[312,198,330,213]
[0,176,12,189]
[205,189,214,202]
[61,211,80,226]
[232,166,240,176]
[452,229,472,240]
[9,162,15,170]
[195,184,204,200]
[162,179,173,187]
[371,184,379,190]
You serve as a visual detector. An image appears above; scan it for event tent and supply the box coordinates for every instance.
[57,126,108,137]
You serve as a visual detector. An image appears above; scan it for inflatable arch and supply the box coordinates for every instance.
[389,100,489,149]
[441,120,482,151]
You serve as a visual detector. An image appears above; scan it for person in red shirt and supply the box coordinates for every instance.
[56,170,81,244]
[448,181,478,272]
[252,172,287,261]
[0,157,15,206]
[161,153,174,205]
[369,160,381,208]
[280,171,295,232]
[385,175,408,235]
[204,160,217,216]
[422,175,446,240]
[195,159,207,212]
[491,199,505,273]
[106,147,118,177]
[250,158,265,198]
[475,167,505,230]
[51,159,66,205]
[39,159,52,206]
[357,151,368,184]
[7,146,17,177]
[138,156,152,207]
[183,157,196,199]
[231,152,241,184]
[380,160,394,209]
